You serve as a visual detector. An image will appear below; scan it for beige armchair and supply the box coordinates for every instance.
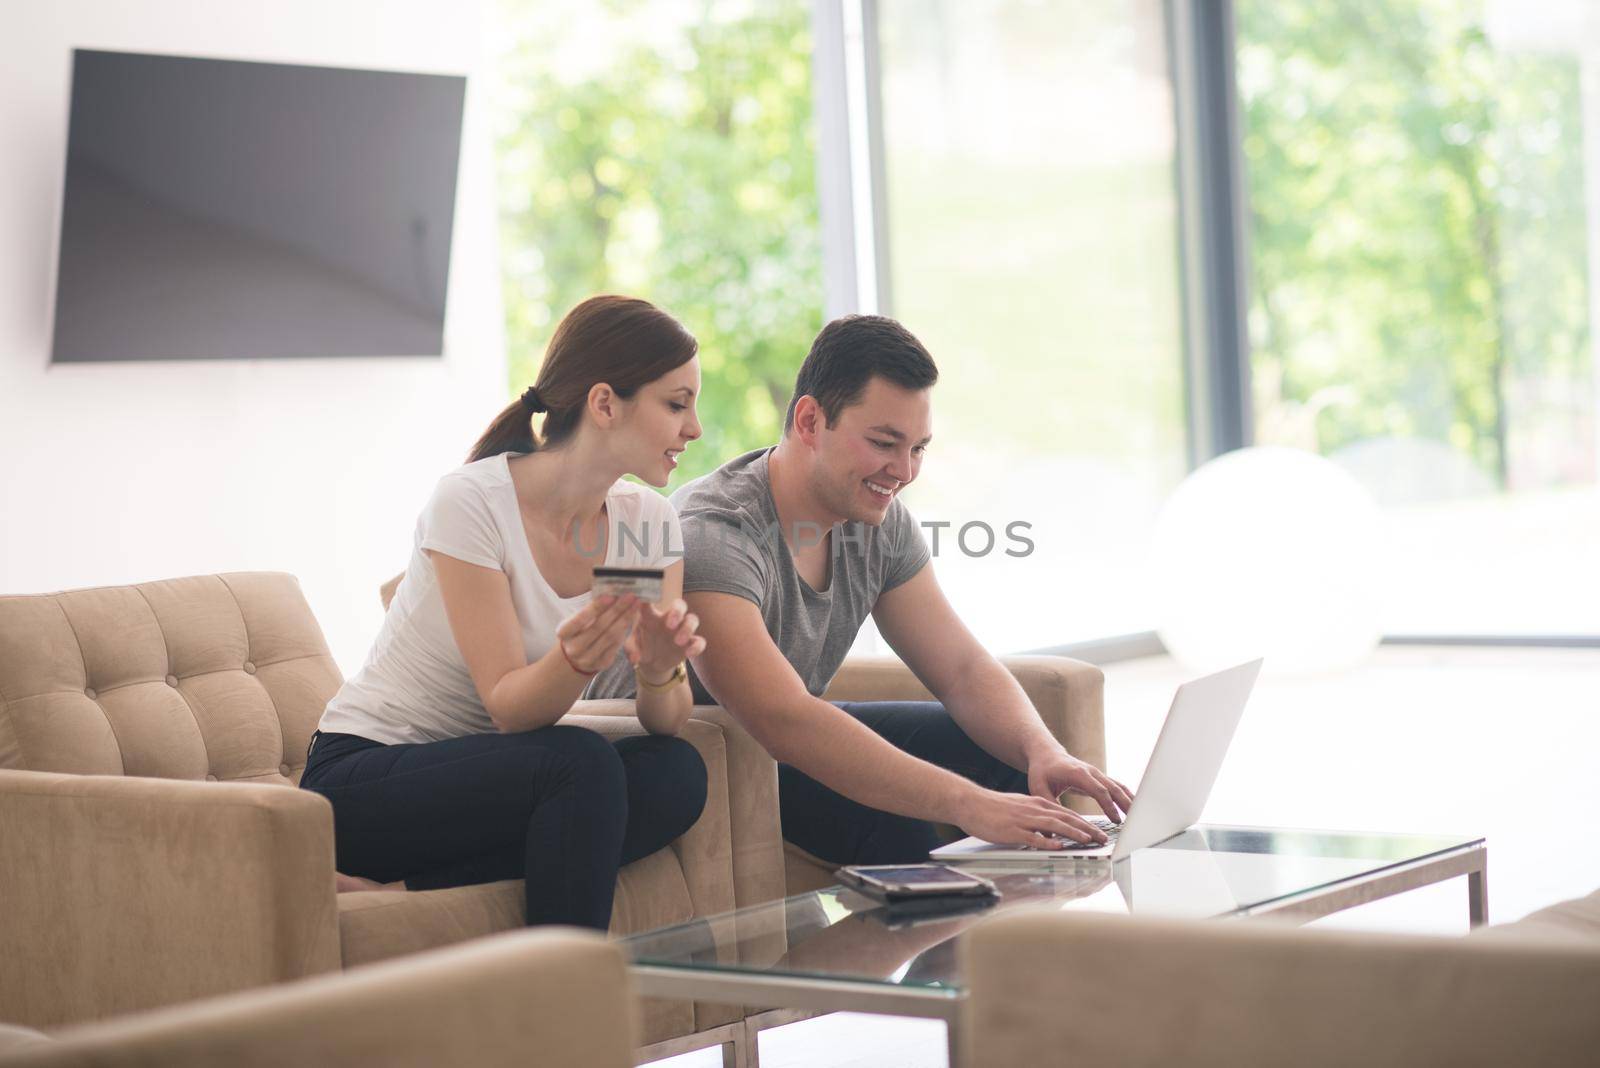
[0,928,635,1067]
[0,573,745,1051]
[960,890,1600,1067]
[1,571,1104,1064]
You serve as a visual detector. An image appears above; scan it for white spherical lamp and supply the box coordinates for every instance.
[1150,446,1384,675]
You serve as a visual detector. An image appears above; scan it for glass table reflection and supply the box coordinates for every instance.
[623,825,1486,1009]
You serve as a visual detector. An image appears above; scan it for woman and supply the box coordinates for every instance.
[300,295,709,930]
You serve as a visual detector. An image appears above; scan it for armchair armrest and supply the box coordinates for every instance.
[961,910,1600,1068]
[562,715,737,927]
[12,929,635,1068]
[0,770,341,1029]
[570,701,785,912]
[825,654,1107,813]
[565,712,760,1034]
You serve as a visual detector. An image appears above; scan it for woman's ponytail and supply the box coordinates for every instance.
[466,397,541,463]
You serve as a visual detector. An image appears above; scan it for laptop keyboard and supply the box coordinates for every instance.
[1053,817,1121,850]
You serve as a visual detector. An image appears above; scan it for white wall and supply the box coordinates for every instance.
[1,0,506,675]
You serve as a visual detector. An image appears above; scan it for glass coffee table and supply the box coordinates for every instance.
[624,825,1487,1067]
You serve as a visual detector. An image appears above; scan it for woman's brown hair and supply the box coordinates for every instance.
[468,295,698,463]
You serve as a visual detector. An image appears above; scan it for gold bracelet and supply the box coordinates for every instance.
[635,661,687,693]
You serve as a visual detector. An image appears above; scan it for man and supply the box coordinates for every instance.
[592,315,1132,863]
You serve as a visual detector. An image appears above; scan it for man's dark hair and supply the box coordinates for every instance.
[783,315,939,432]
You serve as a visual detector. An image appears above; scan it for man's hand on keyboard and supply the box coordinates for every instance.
[1025,747,1134,825]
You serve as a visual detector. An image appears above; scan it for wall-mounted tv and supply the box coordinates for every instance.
[50,49,467,362]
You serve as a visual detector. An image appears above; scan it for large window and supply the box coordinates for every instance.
[1238,0,1600,635]
[876,0,1188,650]
[493,0,822,486]
[490,0,1596,652]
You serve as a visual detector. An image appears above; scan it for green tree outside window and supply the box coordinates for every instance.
[494,0,823,487]
[1239,0,1593,492]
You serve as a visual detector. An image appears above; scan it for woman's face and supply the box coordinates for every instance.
[619,356,703,487]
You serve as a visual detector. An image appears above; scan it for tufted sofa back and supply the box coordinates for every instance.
[0,573,343,786]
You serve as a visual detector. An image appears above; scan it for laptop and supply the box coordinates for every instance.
[931,657,1263,863]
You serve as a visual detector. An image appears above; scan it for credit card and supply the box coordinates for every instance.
[591,567,664,602]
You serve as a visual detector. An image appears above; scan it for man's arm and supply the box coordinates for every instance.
[687,590,1107,846]
[872,566,1133,822]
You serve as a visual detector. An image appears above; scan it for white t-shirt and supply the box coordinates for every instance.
[318,453,681,745]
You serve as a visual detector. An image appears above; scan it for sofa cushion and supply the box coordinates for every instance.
[336,848,696,1044]
[336,848,695,967]
[337,882,522,970]
[0,574,341,785]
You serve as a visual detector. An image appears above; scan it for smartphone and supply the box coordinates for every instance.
[872,893,1000,928]
[835,864,999,904]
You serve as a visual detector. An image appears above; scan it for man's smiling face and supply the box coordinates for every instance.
[810,375,933,525]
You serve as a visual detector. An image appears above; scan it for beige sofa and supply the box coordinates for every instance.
[961,889,1600,1067]
[0,928,635,1067]
[0,571,1104,1060]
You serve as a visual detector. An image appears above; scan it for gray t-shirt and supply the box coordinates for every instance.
[588,447,930,701]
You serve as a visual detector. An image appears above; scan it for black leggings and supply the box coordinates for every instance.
[299,725,707,930]
[778,701,1029,864]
